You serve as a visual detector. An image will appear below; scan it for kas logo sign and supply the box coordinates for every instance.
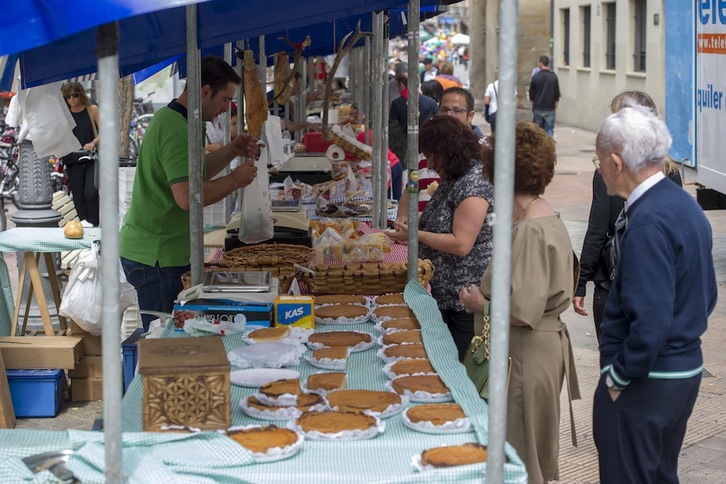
[285,307,304,319]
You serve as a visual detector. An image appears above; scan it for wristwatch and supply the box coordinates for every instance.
[605,375,625,392]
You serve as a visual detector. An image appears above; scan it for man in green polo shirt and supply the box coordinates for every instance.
[120,55,261,331]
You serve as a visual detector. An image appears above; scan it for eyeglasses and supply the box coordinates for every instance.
[437,106,469,115]
[591,155,600,170]
[64,93,80,99]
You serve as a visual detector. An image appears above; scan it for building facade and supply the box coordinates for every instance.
[552,0,665,131]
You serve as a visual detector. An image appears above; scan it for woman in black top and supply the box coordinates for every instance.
[573,91,682,338]
[62,82,100,226]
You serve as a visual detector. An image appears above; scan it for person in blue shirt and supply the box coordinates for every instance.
[592,105,717,484]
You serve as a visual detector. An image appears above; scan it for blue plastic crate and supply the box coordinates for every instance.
[122,328,145,392]
[6,369,64,418]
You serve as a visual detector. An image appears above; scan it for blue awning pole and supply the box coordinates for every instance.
[406,0,420,282]
[97,21,122,484]
[488,0,519,481]
[186,4,203,286]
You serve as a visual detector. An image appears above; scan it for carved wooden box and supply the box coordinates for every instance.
[137,336,230,431]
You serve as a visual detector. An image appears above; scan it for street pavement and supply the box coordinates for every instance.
[5,107,726,481]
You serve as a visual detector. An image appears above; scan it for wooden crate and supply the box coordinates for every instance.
[137,337,230,431]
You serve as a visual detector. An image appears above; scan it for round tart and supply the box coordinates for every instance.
[308,331,372,347]
[312,346,349,360]
[420,443,488,468]
[380,318,421,332]
[326,390,402,414]
[227,426,299,454]
[315,295,367,306]
[391,375,450,396]
[315,304,369,323]
[389,359,436,376]
[248,327,290,342]
[374,293,405,305]
[247,393,324,412]
[382,344,428,360]
[373,305,415,321]
[260,378,300,398]
[406,403,466,425]
[306,372,347,393]
[382,330,423,346]
[296,410,377,434]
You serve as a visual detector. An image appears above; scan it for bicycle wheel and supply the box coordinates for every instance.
[128,135,139,159]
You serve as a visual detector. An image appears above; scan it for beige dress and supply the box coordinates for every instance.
[476,216,580,484]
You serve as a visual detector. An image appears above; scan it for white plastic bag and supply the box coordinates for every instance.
[238,121,275,244]
[59,243,137,336]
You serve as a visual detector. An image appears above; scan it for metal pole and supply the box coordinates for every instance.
[223,43,233,219]
[488,0,519,481]
[297,57,307,144]
[186,5,204,286]
[406,0,420,282]
[364,37,371,146]
[97,21,122,484]
[379,12,390,226]
[371,12,384,228]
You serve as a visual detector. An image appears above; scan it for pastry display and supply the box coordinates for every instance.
[227,425,300,454]
[315,294,368,306]
[305,372,347,393]
[315,304,370,324]
[246,393,324,413]
[388,359,436,377]
[296,410,377,434]
[326,390,403,415]
[373,305,416,321]
[374,293,406,306]
[405,404,466,426]
[420,443,488,468]
[308,331,372,348]
[248,327,290,343]
[381,330,423,346]
[381,344,428,360]
[380,318,421,332]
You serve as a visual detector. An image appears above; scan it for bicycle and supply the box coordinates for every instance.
[128,92,155,159]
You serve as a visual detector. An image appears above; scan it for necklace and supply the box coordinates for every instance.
[513,196,540,222]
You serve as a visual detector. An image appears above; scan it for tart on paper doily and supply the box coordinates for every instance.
[257,378,301,406]
[378,344,428,363]
[418,443,488,468]
[304,372,347,394]
[247,327,289,342]
[315,304,370,325]
[315,295,368,306]
[402,403,472,434]
[307,331,373,352]
[373,293,406,306]
[325,390,405,418]
[240,393,326,421]
[381,330,423,346]
[372,305,416,322]
[377,318,421,333]
[230,368,300,388]
[388,374,453,403]
[227,342,304,369]
[226,425,303,462]
[293,410,383,440]
[383,359,436,379]
[305,347,349,371]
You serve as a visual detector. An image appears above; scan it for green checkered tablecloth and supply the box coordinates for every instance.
[118,281,527,483]
[0,227,101,336]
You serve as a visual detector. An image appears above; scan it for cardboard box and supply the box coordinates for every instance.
[81,334,102,356]
[138,337,230,431]
[173,300,273,327]
[7,369,64,417]
[68,356,103,379]
[0,337,83,370]
[71,377,103,401]
[275,296,315,329]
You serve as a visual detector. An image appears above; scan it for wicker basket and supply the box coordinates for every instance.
[329,128,372,161]
[300,259,435,295]
[181,243,313,293]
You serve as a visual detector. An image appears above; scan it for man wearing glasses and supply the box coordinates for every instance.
[437,87,484,140]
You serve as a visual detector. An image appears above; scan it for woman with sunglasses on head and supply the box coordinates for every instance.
[61,82,100,226]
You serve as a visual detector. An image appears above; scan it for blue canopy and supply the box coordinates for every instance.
[13,0,446,88]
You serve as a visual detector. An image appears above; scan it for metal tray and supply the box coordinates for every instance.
[202,271,271,293]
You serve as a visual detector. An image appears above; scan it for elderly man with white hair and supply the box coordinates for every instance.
[592,106,717,484]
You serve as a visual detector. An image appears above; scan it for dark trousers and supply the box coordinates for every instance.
[593,374,701,484]
[488,112,497,133]
[65,161,99,226]
[592,283,610,340]
[120,257,190,331]
[440,308,474,361]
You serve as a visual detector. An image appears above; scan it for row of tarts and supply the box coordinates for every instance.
[181,293,488,471]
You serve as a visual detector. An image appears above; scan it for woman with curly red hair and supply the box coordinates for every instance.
[460,122,581,484]
[387,115,494,359]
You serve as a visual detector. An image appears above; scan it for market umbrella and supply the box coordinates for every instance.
[450,32,469,44]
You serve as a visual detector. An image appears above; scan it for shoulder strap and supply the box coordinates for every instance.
[493,81,498,99]
[86,107,98,139]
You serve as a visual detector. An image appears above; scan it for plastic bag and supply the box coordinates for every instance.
[59,243,137,336]
[238,123,275,244]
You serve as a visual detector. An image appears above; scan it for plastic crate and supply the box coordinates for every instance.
[6,369,64,417]
[122,328,145,392]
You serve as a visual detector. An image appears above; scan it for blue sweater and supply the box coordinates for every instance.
[599,178,717,387]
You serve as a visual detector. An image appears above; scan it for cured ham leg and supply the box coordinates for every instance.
[243,49,268,138]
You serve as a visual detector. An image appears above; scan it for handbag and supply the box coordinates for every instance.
[464,302,511,400]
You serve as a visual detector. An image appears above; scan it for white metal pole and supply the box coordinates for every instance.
[371,12,384,228]
[488,0,519,481]
[223,42,233,219]
[186,5,203,286]
[406,0,420,282]
[379,12,390,226]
